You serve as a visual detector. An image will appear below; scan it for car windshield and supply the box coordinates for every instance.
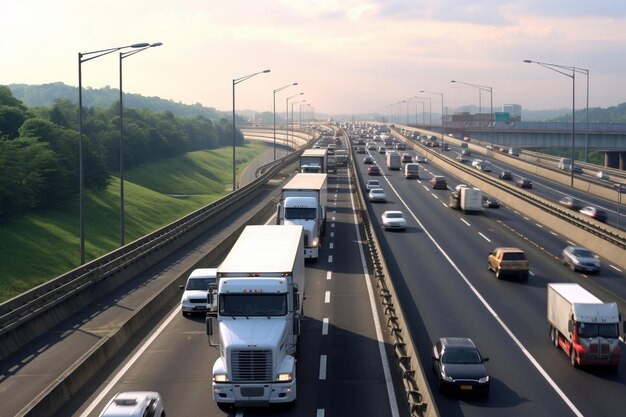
[442,348,482,364]
[577,322,619,338]
[186,278,215,290]
[219,294,288,317]
[386,213,404,219]
[371,189,384,194]
[571,248,593,258]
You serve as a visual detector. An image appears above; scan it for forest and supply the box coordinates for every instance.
[0,85,243,220]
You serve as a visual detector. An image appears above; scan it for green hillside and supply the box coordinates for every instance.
[0,142,268,302]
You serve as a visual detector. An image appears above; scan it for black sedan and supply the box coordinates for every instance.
[432,337,490,396]
[499,170,512,180]
[516,178,533,189]
[363,155,374,164]
[482,197,500,208]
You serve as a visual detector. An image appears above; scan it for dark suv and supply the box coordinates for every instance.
[431,176,447,189]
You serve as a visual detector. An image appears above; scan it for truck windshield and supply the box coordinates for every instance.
[285,207,316,220]
[186,278,215,290]
[578,322,619,338]
[220,294,288,317]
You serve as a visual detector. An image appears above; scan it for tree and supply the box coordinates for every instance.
[0,105,27,139]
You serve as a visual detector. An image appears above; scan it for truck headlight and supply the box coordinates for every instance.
[277,372,293,382]
[213,373,229,382]
[311,238,319,248]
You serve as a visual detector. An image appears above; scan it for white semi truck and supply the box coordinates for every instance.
[277,173,327,260]
[449,187,483,212]
[547,283,623,368]
[300,148,328,173]
[207,225,305,407]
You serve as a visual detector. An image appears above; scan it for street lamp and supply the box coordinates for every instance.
[232,69,271,190]
[78,42,150,264]
[411,96,431,126]
[118,42,162,247]
[286,92,304,150]
[273,82,298,160]
[451,80,493,148]
[420,90,445,150]
[524,60,588,187]
[291,99,306,148]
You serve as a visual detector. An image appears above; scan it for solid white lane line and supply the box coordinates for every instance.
[347,178,400,417]
[325,291,331,303]
[478,232,491,242]
[378,170,584,417]
[79,306,180,417]
[322,318,329,335]
[331,232,335,238]
[329,243,334,249]
[460,218,471,226]
[328,255,333,263]
[319,355,327,380]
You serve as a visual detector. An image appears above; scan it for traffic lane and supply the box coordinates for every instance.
[367,199,578,417]
[375,166,626,417]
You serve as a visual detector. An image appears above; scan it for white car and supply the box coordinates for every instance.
[596,171,609,180]
[99,391,165,417]
[365,179,381,190]
[368,188,387,202]
[381,210,407,230]
[562,246,601,273]
[415,155,428,163]
[180,268,218,316]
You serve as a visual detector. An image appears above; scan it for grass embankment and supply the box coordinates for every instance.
[0,142,269,302]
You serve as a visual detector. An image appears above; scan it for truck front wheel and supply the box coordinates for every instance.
[570,349,578,368]
[551,327,559,349]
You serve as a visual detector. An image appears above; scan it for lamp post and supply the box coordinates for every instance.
[524,60,588,187]
[411,96,431,126]
[451,80,493,148]
[420,90,445,150]
[291,99,306,148]
[78,42,150,264]
[232,69,271,190]
[273,82,297,160]
[286,92,304,150]
[118,42,162,247]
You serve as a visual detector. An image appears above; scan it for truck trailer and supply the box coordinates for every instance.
[449,187,483,213]
[207,225,305,406]
[277,173,327,260]
[300,149,328,173]
[386,152,402,170]
[547,283,623,368]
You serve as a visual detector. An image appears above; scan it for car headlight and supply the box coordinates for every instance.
[213,373,229,382]
[479,376,490,384]
[277,372,293,382]
[181,295,189,303]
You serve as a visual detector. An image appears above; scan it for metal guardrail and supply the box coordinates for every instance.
[0,137,314,338]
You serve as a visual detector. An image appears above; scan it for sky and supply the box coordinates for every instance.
[2,0,626,116]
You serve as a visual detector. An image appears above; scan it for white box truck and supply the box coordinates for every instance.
[449,187,482,212]
[404,163,420,179]
[300,149,328,173]
[207,225,305,407]
[277,173,327,260]
[547,283,623,368]
[386,152,402,170]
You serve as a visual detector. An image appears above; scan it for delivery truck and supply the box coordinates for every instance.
[547,283,623,368]
[449,187,483,213]
[300,149,328,173]
[386,151,402,170]
[207,225,305,407]
[277,173,327,260]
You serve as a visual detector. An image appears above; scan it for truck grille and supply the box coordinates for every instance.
[303,233,309,247]
[231,350,272,381]
[589,342,611,359]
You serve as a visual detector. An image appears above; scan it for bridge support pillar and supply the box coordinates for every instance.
[604,151,621,169]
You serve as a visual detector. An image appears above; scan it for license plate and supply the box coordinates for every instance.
[460,385,473,390]
[194,306,205,310]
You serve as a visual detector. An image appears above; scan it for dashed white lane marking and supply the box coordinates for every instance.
[567,240,576,246]
[334,194,338,198]
[431,193,439,199]
[332,216,336,221]
[529,271,536,276]
[329,243,334,249]
[478,232,491,242]
[536,223,543,228]
[328,255,333,263]
[331,223,335,228]
[317,409,325,417]
[325,291,331,303]
[322,318,329,335]
[440,201,447,208]
[610,265,623,272]
[422,185,429,191]
[523,216,530,221]
[326,271,332,280]
[319,355,327,380]
[460,218,471,226]
[550,231,558,236]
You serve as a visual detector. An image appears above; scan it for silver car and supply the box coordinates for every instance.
[368,188,387,202]
[99,391,165,417]
[562,246,601,273]
[381,210,407,230]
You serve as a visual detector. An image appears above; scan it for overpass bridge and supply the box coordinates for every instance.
[419,121,626,169]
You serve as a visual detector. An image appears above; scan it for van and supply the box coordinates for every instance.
[404,163,420,179]
[558,158,572,170]
[180,268,218,316]
[508,147,521,156]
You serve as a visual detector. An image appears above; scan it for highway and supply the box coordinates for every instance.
[56,159,405,417]
[354,140,625,417]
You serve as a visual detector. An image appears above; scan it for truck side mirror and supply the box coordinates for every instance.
[293,315,301,336]
[293,288,300,311]
[622,321,626,333]
[207,292,213,305]
[206,316,219,347]
[568,320,574,333]
[276,204,281,225]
